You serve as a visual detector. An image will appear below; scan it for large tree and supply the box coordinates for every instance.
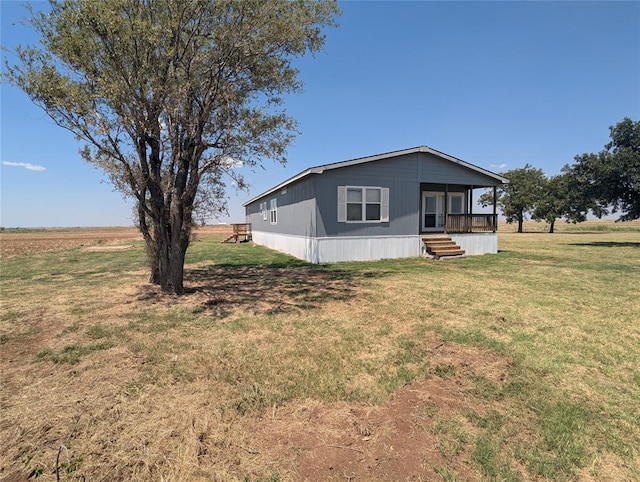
[531,172,595,233]
[5,0,339,294]
[532,174,569,234]
[569,117,640,221]
[479,164,546,233]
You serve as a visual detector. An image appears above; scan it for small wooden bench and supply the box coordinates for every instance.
[222,223,252,243]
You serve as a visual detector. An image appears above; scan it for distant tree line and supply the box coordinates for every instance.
[479,117,640,233]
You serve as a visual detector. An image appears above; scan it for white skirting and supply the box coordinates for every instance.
[252,231,498,263]
[449,233,498,255]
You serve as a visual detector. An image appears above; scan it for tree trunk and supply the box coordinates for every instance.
[166,207,190,294]
[549,219,556,234]
[140,200,190,295]
[168,237,187,294]
[144,223,189,294]
[517,216,524,233]
[148,221,172,289]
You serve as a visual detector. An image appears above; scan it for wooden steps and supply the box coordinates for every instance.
[422,236,465,259]
[221,233,252,243]
[221,223,252,243]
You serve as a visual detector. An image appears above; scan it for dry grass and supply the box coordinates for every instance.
[498,217,640,233]
[1,220,639,481]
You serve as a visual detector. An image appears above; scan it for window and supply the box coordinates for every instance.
[449,193,464,214]
[346,188,363,221]
[260,202,268,221]
[269,198,277,224]
[338,186,389,223]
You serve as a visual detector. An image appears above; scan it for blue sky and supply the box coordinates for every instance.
[1,1,639,228]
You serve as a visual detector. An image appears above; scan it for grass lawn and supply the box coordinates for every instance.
[1,221,638,481]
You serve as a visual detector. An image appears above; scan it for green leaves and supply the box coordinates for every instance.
[4,0,340,293]
[6,0,340,189]
[479,164,546,232]
[569,117,640,221]
[479,117,640,232]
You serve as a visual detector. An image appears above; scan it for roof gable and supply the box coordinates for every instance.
[243,146,508,206]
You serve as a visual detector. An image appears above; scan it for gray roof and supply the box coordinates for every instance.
[243,145,509,206]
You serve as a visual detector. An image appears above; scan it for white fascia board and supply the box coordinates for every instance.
[242,168,317,206]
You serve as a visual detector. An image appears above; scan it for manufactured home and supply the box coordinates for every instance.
[243,146,508,263]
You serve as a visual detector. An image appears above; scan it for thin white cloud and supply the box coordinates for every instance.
[2,161,46,171]
[490,163,507,169]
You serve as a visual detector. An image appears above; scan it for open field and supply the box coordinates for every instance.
[0,225,233,258]
[498,218,640,234]
[1,220,639,481]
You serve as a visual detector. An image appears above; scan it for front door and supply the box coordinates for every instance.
[422,192,445,231]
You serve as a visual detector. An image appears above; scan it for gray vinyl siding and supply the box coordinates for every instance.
[313,152,501,237]
[245,202,265,231]
[315,155,419,237]
[313,151,500,186]
[245,176,317,236]
[246,150,503,239]
[418,152,500,186]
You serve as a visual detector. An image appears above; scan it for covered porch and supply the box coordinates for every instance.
[420,183,498,234]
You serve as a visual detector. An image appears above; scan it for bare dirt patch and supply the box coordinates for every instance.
[0,227,142,257]
[247,378,482,481]
[0,225,232,257]
[234,341,512,481]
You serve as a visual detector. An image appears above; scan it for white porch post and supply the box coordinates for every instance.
[492,186,497,232]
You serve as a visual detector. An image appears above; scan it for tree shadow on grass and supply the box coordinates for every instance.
[564,241,640,248]
[135,261,388,318]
